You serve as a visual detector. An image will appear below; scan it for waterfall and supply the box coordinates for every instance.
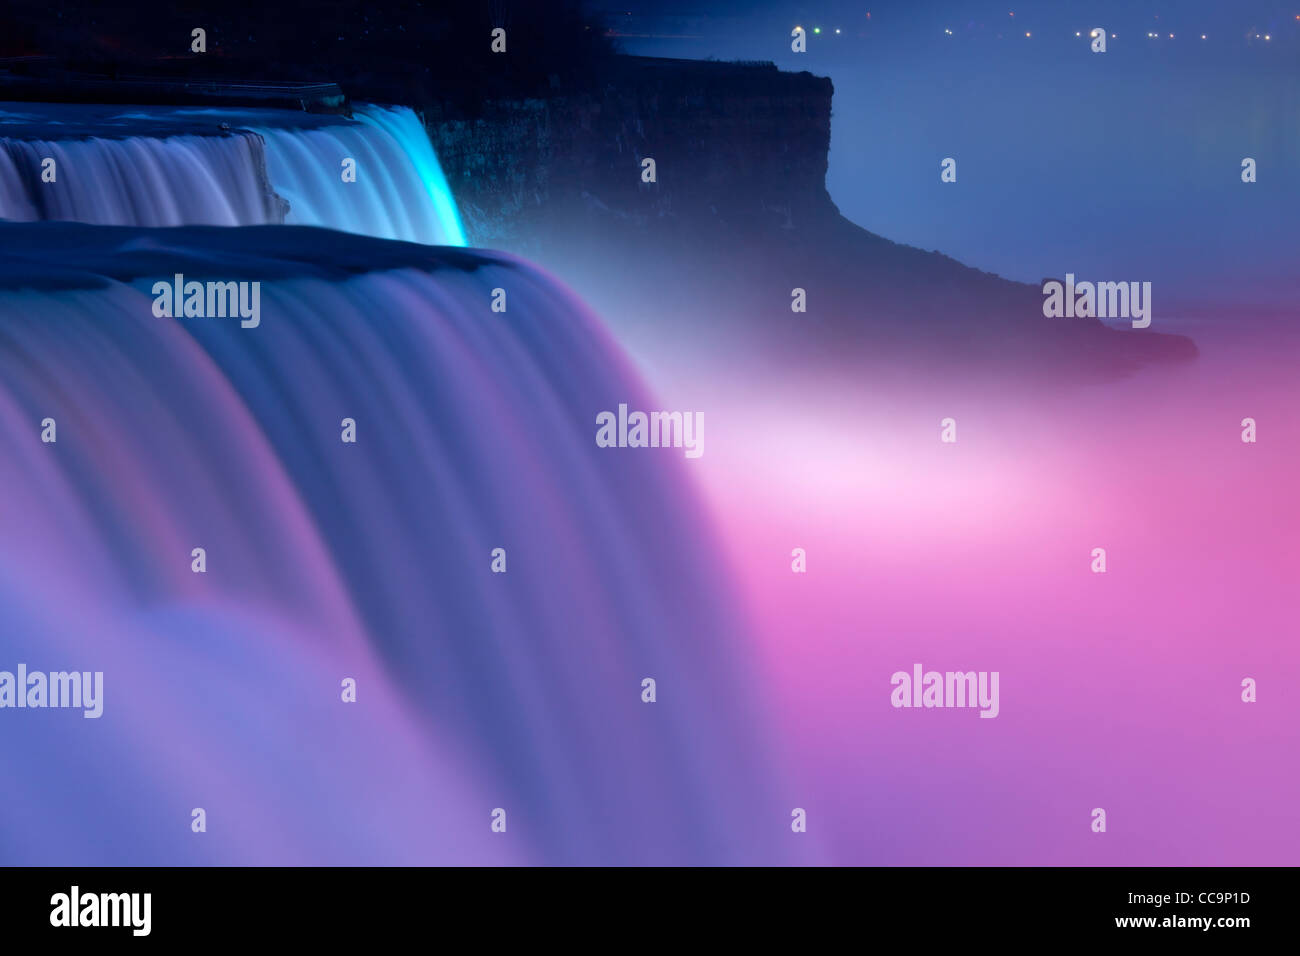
[255,104,466,245]
[0,222,796,865]
[0,127,284,226]
[0,104,466,245]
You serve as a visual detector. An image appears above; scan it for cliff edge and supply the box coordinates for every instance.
[423,55,1197,383]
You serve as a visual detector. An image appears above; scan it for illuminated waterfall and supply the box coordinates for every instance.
[0,104,466,245]
[0,125,283,226]
[0,222,798,865]
[254,104,466,245]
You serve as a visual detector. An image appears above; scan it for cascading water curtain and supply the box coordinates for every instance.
[0,106,467,246]
[0,222,810,866]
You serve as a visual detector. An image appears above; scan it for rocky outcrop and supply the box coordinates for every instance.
[421,55,1196,381]
[425,57,835,247]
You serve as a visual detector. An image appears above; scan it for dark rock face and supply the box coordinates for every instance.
[426,57,836,248]
[423,56,1196,383]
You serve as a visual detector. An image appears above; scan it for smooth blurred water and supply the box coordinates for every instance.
[0,128,283,226]
[0,223,800,865]
[257,104,466,245]
[0,104,466,245]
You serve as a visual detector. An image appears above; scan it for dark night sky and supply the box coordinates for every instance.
[610,1,1299,307]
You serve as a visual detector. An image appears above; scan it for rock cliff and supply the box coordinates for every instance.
[421,55,1196,381]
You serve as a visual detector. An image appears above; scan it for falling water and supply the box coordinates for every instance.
[255,104,466,245]
[0,103,466,245]
[0,124,284,226]
[0,222,801,865]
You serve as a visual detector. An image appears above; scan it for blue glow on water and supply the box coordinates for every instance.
[353,105,467,247]
[253,105,467,246]
[0,102,467,246]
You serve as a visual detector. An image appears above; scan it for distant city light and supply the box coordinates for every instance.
[813,26,821,34]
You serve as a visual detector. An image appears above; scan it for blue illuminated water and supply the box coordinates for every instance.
[0,102,466,245]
